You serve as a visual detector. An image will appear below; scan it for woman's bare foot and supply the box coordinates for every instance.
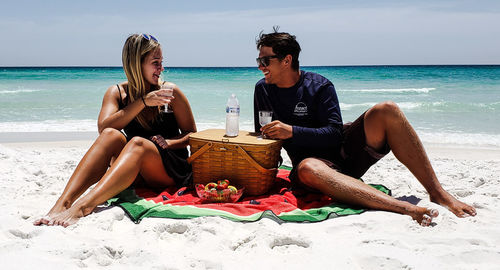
[33,203,70,226]
[430,192,476,218]
[47,205,87,227]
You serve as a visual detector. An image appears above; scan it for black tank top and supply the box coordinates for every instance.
[117,84,187,158]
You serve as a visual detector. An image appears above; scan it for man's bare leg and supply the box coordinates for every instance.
[297,158,438,226]
[34,128,127,225]
[48,137,175,227]
[363,101,476,217]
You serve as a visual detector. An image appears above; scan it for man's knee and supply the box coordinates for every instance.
[296,158,327,186]
[366,101,404,124]
[370,101,400,116]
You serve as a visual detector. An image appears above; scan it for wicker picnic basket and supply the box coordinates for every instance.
[187,129,282,196]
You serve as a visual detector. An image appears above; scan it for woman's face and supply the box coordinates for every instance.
[141,47,164,87]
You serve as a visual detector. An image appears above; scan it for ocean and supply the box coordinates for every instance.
[1,65,499,147]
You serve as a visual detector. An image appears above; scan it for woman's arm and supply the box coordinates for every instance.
[97,83,173,134]
[154,84,197,149]
[97,84,145,134]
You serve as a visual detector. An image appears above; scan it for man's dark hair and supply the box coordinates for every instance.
[256,26,301,70]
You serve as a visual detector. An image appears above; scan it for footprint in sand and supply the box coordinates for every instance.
[356,256,409,269]
[9,228,42,239]
[437,249,500,267]
[154,222,189,235]
[230,231,310,251]
[231,235,257,251]
[454,189,475,197]
[269,236,311,249]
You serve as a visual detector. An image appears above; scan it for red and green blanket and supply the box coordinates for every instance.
[109,166,391,223]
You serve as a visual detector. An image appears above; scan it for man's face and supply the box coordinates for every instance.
[257,46,283,85]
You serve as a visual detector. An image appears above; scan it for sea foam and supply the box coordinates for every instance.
[0,89,41,94]
[1,120,498,148]
[339,87,435,93]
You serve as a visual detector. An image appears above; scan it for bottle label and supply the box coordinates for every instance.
[226,107,240,114]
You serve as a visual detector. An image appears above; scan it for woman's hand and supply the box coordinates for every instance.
[143,89,175,107]
[150,135,169,149]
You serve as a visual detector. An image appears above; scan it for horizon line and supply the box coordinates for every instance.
[1,64,500,68]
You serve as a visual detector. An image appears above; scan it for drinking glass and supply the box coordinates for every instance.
[259,111,273,127]
[160,83,174,113]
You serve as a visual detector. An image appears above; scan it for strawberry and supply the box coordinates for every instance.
[217,179,230,186]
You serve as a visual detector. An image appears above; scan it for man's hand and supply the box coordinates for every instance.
[261,120,292,140]
[150,135,169,149]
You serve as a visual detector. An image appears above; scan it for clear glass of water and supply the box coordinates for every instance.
[259,110,273,127]
[160,83,174,113]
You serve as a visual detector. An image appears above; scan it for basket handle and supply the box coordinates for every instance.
[187,142,213,164]
[236,145,277,174]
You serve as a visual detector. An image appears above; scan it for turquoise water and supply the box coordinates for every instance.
[1,66,499,147]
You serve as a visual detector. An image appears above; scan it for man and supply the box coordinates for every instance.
[253,29,476,226]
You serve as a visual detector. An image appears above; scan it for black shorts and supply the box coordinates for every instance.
[339,111,391,179]
[123,133,192,188]
[290,112,391,182]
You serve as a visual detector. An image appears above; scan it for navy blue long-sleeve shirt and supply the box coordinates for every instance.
[254,71,343,166]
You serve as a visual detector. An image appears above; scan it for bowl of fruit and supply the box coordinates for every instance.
[195,179,244,203]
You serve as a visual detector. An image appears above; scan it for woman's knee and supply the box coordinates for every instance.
[126,136,155,154]
[98,128,126,146]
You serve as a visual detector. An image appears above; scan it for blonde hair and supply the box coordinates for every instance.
[122,34,161,129]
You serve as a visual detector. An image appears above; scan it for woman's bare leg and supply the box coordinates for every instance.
[34,128,127,225]
[297,158,438,226]
[48,137,174,227]
[363,101,476,217]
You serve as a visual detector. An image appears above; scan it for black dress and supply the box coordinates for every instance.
[117,84,192,188]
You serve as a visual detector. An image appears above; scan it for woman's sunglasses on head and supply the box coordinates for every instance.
[142,34,158,42]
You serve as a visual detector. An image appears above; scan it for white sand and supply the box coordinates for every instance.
[1,139,499,269]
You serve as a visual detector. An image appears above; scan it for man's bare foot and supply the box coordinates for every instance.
[430,192,476,218]
[47,206,85,228]
[411,208,439,226]
[33,203,69,226]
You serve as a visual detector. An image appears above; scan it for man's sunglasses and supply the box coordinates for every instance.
[142,34,158,42]
[256,55,280,67]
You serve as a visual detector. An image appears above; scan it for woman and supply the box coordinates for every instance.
[34,33,196,227]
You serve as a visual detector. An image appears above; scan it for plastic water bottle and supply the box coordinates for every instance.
[225,94,240,137]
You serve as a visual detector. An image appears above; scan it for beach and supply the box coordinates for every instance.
[1,135,499,269]
[1,65,499,268]
[3,0,500,266]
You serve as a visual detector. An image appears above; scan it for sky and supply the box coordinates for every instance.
[1,0,499,66]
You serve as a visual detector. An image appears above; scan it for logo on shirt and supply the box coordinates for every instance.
[293,102,308,117]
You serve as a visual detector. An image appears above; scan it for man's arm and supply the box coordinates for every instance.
[289,83,343,148]
[255,81,343,149]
